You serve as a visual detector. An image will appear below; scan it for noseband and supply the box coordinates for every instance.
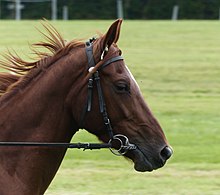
[81,38,137,156]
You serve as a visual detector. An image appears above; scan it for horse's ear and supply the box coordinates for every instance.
[87,19,123,75]
[101,19,122,51]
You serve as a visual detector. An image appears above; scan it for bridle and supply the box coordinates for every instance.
[0,38,137,156]
[81,38,136,155]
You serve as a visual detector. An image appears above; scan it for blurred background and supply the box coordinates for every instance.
[2,0,220,20]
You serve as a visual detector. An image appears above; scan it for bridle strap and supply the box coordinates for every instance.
[80,38,137,155]
[87,77,94,112]
[93,71,114,138]
[81,40,124,138]
[79,41,96,126]
[94,72,105,113]
[79,53,123,132]
[85,42,95,68]
[100,56,124,69]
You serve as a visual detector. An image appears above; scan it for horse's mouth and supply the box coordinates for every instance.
[126,146,165,172]
[131,147,154,172]
[103,134,171,172]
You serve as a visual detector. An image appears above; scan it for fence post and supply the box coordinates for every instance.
[117,0,123,19]
[172,5,179,20]
[63,5,68,20]
[51,0,57,20]
[0,0,1,19]
[15,0,21,20]
[219,7,220,20]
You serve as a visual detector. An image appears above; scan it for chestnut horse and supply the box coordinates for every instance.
[0,20,172,194]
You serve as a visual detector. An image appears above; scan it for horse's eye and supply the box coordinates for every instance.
[115,82,130,94]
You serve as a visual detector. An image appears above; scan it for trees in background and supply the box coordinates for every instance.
[1,0,220,20]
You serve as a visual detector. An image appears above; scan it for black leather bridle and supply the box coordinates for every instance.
[81,38,136,155]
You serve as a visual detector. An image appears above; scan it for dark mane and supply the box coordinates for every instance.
[0,21,84,97]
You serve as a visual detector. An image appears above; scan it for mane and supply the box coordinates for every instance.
[0,21,84,97]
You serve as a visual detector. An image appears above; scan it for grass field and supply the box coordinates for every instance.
[0,20,219,195]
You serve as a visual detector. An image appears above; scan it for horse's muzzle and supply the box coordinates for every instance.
[129,145,173,172]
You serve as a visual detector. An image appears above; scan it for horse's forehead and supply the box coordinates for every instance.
[125,65,140,90]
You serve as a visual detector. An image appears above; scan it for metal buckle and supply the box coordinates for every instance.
[108,134,137,156]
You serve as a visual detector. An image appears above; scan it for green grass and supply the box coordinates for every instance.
[0,20,219,195]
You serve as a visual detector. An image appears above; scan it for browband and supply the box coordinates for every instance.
[99,56,124,70]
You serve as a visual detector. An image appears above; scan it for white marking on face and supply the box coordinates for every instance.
[125,65,140,91]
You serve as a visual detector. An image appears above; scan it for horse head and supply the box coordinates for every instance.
[70,19,173,172]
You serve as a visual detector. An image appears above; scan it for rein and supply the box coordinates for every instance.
[0,38,137,156]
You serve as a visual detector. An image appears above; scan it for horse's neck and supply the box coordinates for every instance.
[0,54,85,194]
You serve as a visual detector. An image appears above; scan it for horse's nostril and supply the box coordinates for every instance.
[160,146,173,161]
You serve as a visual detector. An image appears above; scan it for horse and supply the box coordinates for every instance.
[0,19,172,194]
